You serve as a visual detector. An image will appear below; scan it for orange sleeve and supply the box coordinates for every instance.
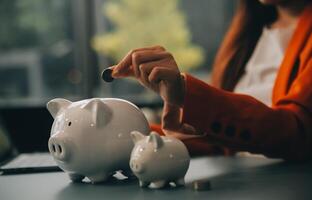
[150,123,166,136]
[153,3,312,160]
[181,71,312,161]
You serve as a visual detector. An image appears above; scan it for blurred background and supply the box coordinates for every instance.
[0,0,236,155]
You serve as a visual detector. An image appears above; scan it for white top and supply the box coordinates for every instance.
[233,25,295,106]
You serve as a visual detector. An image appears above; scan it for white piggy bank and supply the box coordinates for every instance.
[47,98,150,183]
[130,131,190,189]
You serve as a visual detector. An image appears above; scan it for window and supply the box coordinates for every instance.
[0,0,235,107]
[0,0,80,106]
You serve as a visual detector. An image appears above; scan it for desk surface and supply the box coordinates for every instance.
[1,156,311,200]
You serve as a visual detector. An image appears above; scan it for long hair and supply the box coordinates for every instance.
[211,0,277,90]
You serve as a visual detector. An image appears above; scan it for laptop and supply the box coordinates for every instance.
[0,106,61,175]
[0,152,61,175]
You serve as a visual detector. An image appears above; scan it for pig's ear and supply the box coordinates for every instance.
[131,131,145,144]
[82,99,112,128]
[148,132,164,149]
[47,98,72,118]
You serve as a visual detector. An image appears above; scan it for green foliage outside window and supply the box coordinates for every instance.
[92,0,205,71]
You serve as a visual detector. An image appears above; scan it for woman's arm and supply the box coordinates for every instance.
[181,65,312,161]
[110,45,312,161]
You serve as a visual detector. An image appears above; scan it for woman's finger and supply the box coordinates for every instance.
[162,130,204,140]
[162,102,182,131]
[138,59,168,86]
[162,103,199,136]
[148,66,177,83]
[110,65,134,77]
[131,51,172,78]
[112,46,165,77]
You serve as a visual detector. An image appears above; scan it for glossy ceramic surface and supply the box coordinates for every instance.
[130,131,190,189]
[47,98,150,183]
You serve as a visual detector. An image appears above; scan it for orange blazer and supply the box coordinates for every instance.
[152,4,312,160]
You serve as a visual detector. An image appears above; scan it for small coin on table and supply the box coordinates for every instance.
[192,179,211,191]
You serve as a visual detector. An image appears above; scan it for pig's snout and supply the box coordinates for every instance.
[130,159,144,174]
[48,137,70,162]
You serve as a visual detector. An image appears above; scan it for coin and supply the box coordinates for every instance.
[192,179,211,191]
[101,68,114,82]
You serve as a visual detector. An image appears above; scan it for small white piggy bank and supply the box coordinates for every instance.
[47,98,150,183]
[130,131,190,189]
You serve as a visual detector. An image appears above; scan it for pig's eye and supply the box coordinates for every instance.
[68,122,72,126]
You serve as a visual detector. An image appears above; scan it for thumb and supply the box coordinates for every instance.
[162,124,203,140]
[161,103,198,135]
[111,65,135,78]
[161,102,181,131]
[179,123,197,135]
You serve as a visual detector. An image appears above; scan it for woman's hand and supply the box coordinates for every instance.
[111,45,202,139]
[111,45,185,107]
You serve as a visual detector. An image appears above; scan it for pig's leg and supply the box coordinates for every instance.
[149,180,167,189]
[139,180,149,187]
[174,178,185,187]
[68,173,85,182]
